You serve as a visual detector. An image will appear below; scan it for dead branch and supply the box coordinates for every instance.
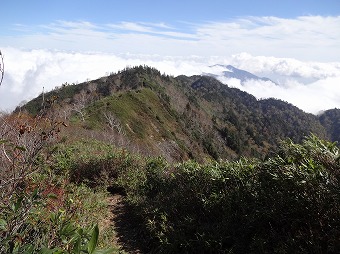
[0,50,4,86]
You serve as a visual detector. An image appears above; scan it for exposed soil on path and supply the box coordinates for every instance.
[107,193,148,254]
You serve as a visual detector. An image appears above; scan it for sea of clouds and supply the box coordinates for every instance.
[0,47,339,115]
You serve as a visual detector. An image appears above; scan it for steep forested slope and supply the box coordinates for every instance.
[319,108,340,142]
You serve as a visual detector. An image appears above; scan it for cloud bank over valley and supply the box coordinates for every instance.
[0,47,339,114]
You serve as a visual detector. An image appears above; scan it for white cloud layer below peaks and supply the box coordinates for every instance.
[0,47,340,115]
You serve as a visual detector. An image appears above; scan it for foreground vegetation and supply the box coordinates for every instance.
[1,110,340,253]
[32,134,340,253]
[117,134,340,253]
[0,112,118,253]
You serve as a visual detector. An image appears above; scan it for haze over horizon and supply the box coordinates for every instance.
[1,0,339,114]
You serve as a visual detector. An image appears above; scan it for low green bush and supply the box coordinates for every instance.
[0,178,115,253]
[117,135,340,253]
[36,134,340,253]
[0,136,117,253]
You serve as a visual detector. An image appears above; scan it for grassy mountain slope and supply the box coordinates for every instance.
[21,66,331,161]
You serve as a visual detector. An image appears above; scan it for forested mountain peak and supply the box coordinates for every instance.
[19,65,336,161]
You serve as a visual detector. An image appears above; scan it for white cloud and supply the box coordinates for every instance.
[0,47,340,115]
[228,52,340,80]
[208,56,340,114]
[218,77,340,114]
[2,15,340,61]
[195,16,340,61]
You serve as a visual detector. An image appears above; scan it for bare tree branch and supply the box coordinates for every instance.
[103,111,125,135]
[0,50,4,86]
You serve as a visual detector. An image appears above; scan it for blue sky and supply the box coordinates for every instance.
[1,0,340,60]
[2,0,340,25]
[1,0,340,112]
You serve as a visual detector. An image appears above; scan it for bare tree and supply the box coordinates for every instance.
[0,113,64,194]
[0,50,4,86]
[61,103,73,121]
[87,82,97,93]
[72,90,88,121]
[103,111,125,135]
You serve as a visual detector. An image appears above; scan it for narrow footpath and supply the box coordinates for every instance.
[107,193,146,254]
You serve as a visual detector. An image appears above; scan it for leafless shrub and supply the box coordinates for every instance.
[0,112,66,200]
[0,50,4,86]
[103,111,125,135]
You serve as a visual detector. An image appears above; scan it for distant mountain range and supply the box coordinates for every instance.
[19,66,340,162]
[204,64,277,84]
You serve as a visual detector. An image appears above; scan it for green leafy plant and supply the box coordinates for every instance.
[0,110,114,253]
[115,135,340,253]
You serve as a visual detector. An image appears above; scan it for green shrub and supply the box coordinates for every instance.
[0,180,115,253]
[30,134,340,253]
[118,135,340,253]
[0,120,116,253]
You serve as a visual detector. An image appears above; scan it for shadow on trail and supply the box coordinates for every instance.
[108,186,152,254]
